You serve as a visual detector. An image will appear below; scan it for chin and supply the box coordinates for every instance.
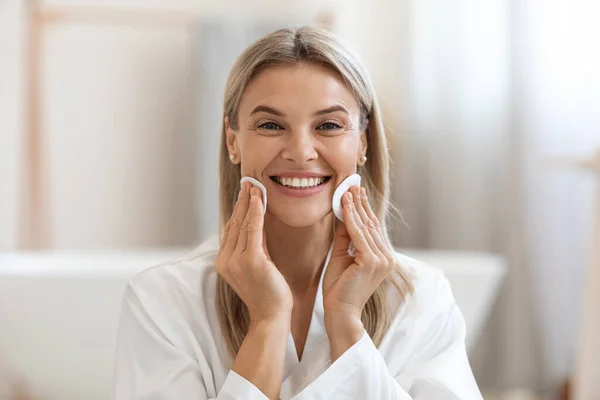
[268,205,331,228]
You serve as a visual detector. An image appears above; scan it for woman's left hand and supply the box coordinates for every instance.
[322,185,396,358]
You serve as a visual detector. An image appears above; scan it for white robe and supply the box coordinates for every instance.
[113,235,483,400]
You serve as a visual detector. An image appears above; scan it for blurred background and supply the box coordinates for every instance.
[1,0,599,399]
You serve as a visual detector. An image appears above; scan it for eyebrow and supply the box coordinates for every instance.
[313,105,350,116]
[250,105,285,117]
[249,104,350,117]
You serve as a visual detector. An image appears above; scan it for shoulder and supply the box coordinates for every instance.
[115,235,232,377]
[384,251,456,315]
[124,235,222,320]
[379,251,466,364]
[396,251,454,301]
[384,251,464,345]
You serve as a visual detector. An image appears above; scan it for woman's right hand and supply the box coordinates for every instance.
[215,182,293,324]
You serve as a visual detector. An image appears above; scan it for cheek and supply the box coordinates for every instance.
[322,136,359,177]
[239,136,280,174]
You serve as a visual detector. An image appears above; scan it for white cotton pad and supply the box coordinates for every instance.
[332,173,361,221]
[240,176,267,213]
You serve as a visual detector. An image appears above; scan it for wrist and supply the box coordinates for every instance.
[324,307,362,330]
[325,312,363,338]
[249,312,292,332]
[324,312,364,361]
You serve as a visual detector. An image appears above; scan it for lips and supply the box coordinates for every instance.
[266,174,332,198]
[270,176,331,188]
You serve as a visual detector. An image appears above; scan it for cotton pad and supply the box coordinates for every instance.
[240,176,267,213]
[332,173,361,221]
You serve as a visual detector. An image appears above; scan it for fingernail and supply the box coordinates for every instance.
[361,187,367,198]
[347,192,353,201]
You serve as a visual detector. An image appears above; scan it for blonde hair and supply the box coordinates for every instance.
[216,26,412,357]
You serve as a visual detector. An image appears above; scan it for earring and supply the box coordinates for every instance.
[359,155,367,164]
[229,154,235,161]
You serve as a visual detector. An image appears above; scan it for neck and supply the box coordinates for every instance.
[264,213,334,296]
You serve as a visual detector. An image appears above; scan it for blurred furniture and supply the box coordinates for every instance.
[400,249,506,351]
[0,249,187,400]
[0,247,504,400]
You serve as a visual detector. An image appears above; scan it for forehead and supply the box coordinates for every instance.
[238,62,361,116]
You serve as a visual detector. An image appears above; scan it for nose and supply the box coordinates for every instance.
[281,130,318,164]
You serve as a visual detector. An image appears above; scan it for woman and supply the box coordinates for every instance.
[113,26,482,400]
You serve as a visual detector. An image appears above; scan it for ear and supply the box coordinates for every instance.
[225,116,240,164]
[357,125,368,166]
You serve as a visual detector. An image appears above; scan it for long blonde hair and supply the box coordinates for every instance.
[216,26,412,357]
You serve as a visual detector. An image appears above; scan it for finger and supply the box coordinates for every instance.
[221,197,240,247]
[351,186,373,231]
[220,184,246,247]
[331,217,352,258]
[348,190,383,259]
[327,220,353,285]
[220,220,231,249]
[235,187,259,254]
[351,186,386,259]
[359,187,382,234]
[262,227,272,260]
[224,182,251,255]
[245,189,265,252]
[342,192,372,255]
[358,187,392,260]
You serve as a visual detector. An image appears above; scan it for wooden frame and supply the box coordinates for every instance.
[550,149,600,400]
[19,2,333,249]
[19,4,200,250]
[571,149,600,400]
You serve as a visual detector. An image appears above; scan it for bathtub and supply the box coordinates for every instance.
[0,247,505,400]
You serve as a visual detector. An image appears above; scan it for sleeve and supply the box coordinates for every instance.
[112,283,269,400]
[290,273,483,400]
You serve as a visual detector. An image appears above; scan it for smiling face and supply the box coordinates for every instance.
[225,62,368,228]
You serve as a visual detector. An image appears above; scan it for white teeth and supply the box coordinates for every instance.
[274,176,327,188]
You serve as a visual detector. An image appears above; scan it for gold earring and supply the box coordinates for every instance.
[229,154,235,161]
